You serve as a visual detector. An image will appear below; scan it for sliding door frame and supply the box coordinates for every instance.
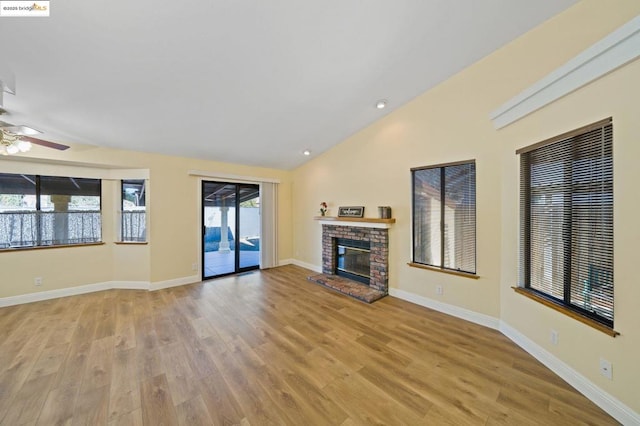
[201,180,260,280]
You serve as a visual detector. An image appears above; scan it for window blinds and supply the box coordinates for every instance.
[520,118,613,326]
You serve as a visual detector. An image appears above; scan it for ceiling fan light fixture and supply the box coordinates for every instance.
[0,130,32,155]
[17,140,32,152]
[5,143,19,155]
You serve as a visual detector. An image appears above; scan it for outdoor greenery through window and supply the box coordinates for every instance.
[518,118,613,327]
[121,179,146,242]
[0,173,102,248]
[412,161,476,274]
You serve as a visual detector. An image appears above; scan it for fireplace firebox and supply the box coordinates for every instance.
[335,238,371,285]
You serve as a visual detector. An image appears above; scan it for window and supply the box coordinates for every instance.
[121,179,146,242]
[519,118,613,327]
[412,161,476,274]
[0,173,102,248]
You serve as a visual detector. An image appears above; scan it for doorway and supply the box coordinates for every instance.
[202,181,260,279]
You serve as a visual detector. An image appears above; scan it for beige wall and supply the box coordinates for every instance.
[292,0,640,414]
[0,146,293,297]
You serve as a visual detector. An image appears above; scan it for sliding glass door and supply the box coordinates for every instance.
[202,181,260,279]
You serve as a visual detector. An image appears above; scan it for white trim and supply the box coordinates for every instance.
[318,219,392,229]
[500,322,640,425]
[0,158,149,180]
[0,276,199,307]
[278,258,294,266]
[290,259,322,273]
[150,275,200,291]
[188,170,281,184]
[490,15,640,129]
[0,281,111,307]
[388,287,501,330]
[109,281,150,290]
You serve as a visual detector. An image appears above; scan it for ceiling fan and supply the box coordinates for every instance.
[0,120,70,156]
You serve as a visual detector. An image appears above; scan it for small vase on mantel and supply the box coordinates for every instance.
[319,201,328,217]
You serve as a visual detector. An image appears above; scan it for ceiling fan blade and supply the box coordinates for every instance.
[21,136,70,151]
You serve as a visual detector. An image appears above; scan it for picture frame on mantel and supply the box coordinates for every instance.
[338,206,365,218]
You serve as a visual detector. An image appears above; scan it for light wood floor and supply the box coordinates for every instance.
[0,265,616,425]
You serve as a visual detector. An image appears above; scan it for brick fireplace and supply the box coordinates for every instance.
[321,224,389,294]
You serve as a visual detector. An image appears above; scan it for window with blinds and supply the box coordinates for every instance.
[412,161,476,274]
[518,118,613,327]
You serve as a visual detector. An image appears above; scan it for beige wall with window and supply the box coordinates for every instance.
[0,147,293,297]
[292,0,640,413]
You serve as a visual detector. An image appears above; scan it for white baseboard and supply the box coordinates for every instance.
[278,258,294,266]
[0,281,112,307]
[0,275,200,307]
[289,259,322,273]
[150,275,200,291]
[110,281,151,290]
[500,322,640,426]
[389,287,501,330]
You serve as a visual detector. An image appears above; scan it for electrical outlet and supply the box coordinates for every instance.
[599,358,613,380]
[191,263,198,271]
[436,285,443,295]
[34,277,43,286]
[550,329,559,345]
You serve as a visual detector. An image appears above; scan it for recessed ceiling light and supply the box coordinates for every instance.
[303,149,311,156]
[376,99,387,109]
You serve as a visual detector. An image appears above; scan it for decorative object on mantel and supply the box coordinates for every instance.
[338,206,364,218]
[378,206,392,219]
[319,201,328,216]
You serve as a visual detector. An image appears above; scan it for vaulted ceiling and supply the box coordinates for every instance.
[0,0,576,169]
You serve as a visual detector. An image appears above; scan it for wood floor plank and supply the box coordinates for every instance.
[81,336,114,393]
[108,408,143,426]
[0,372,56,425]
[0,265,617,425]
[175,395,213,426]
[158,341,199,406]
[196,371,245,426]
[36,384,78,426]
[108,348,140,422]
[213,347,290,425]
[71,384,110,426]
[139,374,178,426]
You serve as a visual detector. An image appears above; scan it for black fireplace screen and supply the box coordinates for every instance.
[335,238,371,285]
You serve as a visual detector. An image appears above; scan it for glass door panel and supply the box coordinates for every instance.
[238,186,260,270]
[202,181,260,279]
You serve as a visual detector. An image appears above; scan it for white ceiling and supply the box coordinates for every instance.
[0,0,576,170]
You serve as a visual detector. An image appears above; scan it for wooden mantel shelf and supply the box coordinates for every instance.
[314,216,395,229]
[313,216,395,224]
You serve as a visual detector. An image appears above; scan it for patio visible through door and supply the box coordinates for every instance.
[202,181,260,279]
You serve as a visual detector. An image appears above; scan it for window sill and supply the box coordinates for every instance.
[512,287,619,337]
[408,262,479,279]
[0,242,105,253]
[114,241,149,245]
